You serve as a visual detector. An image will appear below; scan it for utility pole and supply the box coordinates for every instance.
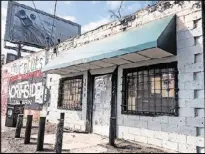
[42,37,60,115]
[17,44,21,59]
[42,37,50,116]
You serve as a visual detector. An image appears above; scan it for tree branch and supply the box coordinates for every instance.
[108,1,123,20]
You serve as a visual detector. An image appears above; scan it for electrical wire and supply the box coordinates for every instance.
[31,1,47,35]
[51,0,57,41]
[44,0,58,113]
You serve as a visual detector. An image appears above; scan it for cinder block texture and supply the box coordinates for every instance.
[1,1,204,154]
[116,1,204,153]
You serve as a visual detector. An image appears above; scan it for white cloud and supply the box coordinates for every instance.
[106,1,121,10]
[91,1,100,4]
[59,15,77,22]
[48,8,54,14]
[64,1,72,5]
[127,2,144,12]
[82,18,110,33]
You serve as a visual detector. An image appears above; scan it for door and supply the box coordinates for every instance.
[92,74,112,136]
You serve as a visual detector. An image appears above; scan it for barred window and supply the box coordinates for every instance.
[58,75,83,110]
[122,63,178,116]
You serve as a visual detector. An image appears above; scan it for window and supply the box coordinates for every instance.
[122,63,178,116]
[58,75,83,110]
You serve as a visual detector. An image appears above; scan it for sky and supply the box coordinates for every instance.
[1,1,155,56]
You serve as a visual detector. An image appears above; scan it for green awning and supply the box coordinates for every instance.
[42,15,176,74]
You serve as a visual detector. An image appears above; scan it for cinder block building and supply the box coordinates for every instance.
[2,1,205,153]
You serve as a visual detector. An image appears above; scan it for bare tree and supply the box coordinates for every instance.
[108,1,124,20]
[108,1,158,20]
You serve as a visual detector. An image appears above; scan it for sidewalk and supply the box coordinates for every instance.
[1,120,167,153]
[32,132,108,153]
[31,131,167,153]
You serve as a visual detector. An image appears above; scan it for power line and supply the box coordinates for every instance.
[32,1,47,34]
[43,0,58,114]
[51,0,57,40]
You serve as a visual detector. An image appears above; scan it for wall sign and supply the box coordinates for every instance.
[8,70,44,110]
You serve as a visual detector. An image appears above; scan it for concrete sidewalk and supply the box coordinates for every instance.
[1,119,166,153]
[31,132,167,153]
[32,133,108,153]
[1,116,166,153]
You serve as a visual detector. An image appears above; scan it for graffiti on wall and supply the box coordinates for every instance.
[1,51,48,113]
[8,70,45,110]
[10,55,45,75]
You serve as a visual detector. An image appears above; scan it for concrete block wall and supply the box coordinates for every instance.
[2,1,203,152]
[116,1,204,153]
[43,1,204,153]
[46,71,88,131]
[45,66,117,132]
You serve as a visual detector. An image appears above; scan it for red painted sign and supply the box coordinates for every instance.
[9,70,43,82]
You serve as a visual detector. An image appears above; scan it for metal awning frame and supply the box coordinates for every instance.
[47,47,173,75]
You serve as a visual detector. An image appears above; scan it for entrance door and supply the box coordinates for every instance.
[92,74,112,136]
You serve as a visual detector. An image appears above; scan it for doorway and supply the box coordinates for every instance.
[92,74,112,136]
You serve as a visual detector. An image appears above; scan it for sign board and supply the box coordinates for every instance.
[4,1,81,48]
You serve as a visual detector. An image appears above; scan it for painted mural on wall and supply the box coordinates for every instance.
[8,70,44,110]
[1,51,47,113]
